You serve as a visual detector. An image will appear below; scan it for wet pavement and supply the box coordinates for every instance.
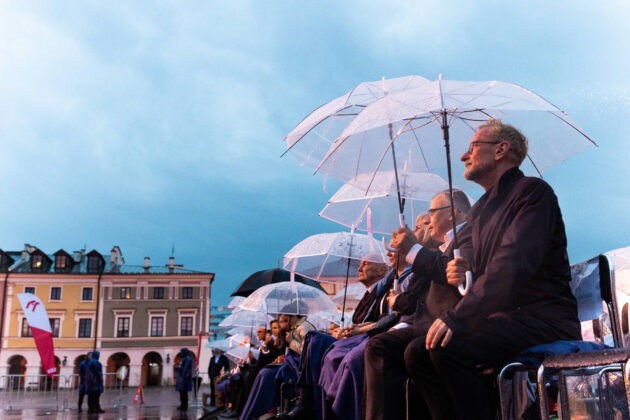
[0,387,223,419]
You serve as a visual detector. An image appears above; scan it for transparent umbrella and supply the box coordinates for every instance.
[239,282,338,316]
[283,231,387,326]
[297,76,597,294]
[284,75,430,168]
[332,282,367,308]
[219,309,268,329]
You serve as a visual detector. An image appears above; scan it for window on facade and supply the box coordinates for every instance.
[50,287,61,300]
[21,319,32,337]
[31,254,43,271]
[50,318,60,337]
[120,287,131,299]
[87,256,101,274]
[78,319,92,338]
[116,317,130,337]
[150,317,164,337]
[82,288,93,301]
[182,287,193,299]
[54,255,67,272]
[180,316,193,336]
[24,287,35,294]
[153,287,164,299]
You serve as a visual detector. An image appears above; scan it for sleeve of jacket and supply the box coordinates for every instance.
[441,181,559,335]
[393,273,426,314]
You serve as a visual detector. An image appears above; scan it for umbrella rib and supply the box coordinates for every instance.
[526,154,544,178]
[353,133,366,184]
[281,104,365,157]
[547,110,598,146]
[409,120,431,171]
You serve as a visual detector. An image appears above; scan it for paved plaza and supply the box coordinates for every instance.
[0,387,225,420]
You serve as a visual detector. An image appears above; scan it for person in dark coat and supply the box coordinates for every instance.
[176,347,194,411]
[402,119,581,419]
[208,348,230,406]
[364,190,471,420]
[86,350,104,414]
[77,352,91,412]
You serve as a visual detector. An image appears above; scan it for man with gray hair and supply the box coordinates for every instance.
[402,119,580,419]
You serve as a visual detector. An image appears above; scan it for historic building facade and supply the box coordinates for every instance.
[0,244,214,387]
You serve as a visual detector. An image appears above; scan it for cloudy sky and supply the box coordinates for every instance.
[1,1,629,306]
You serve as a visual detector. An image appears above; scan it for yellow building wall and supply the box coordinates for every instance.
[7,281,97,350]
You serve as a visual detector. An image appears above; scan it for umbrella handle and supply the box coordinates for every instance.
[382,237,396,252]
[398,213,405,228]
[454,249,473,295]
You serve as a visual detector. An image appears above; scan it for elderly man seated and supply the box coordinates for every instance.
[404,120,580,419]
[274,255,392,420]
[364,189,472,420]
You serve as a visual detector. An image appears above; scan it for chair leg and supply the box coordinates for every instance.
[538,365,549,420]
[405,378,409,420]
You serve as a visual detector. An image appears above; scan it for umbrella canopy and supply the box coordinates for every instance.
[218,309,269,329]
[332,281,367,308]
[319,176,472,235]
[308,310,345,331]
[239,282,338,316]
[284,75,430,168]
[314,78,596,193]
[226,296,245,309]
[231,268,325,297]
[227,345,260,363]
[283,231,388,285]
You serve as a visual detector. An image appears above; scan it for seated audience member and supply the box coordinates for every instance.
[274,257,390,420]
[240,314,310,420]
[404,120,580,419]
[209,348,231,407]
[364,190,471,420]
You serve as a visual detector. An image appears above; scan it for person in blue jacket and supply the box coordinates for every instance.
[77,352,91,412]
[86,350,104,414]
[176,347,194,411]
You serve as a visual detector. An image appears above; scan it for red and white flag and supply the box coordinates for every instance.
[17,293,56,377]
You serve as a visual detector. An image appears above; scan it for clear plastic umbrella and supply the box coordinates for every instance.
[227,345,260,363]
[283,231,387,326]
[296,77,597,294]
[226,296,245,309]
[239,282,338,316]
[283,231,387,284]
[332,282,367,308]
[284,75,430,168]
[307,310,345,331]
[320,174,463,235]
[218,309,268,329]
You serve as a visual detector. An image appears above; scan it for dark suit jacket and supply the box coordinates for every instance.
[441,168,580,341]
[208,353,230,379]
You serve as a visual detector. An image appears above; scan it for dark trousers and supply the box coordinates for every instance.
[404,315,575,420]
[78,390,86,410]
[364,327,429,420]
[87,391,101,413]
[210,377,217,406]
[179,390,189,409]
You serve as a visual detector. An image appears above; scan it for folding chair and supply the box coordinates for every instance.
[498,254,629,419]
[537,254,630,419]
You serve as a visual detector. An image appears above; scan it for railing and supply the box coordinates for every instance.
[0,371,210,412]
[0,372,124,412]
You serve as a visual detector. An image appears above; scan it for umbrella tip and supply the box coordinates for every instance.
[438,74,443,80]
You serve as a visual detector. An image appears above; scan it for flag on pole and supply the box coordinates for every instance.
[17,293,56,377]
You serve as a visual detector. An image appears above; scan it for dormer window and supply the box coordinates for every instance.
[55,255,67,273]
[87,256,101,274]
[31,254,44,272]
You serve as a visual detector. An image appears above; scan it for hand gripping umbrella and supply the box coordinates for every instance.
[283,231,387,326]
[311,76,597,293]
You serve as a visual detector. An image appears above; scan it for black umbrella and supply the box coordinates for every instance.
[230,268,325,297]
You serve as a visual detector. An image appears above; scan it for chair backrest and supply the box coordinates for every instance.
[568,255,622,348]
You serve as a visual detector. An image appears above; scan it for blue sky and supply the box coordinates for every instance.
[1,1,629,306]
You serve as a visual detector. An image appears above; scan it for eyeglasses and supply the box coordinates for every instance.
[427,205,450,214]
[467,140,500,154]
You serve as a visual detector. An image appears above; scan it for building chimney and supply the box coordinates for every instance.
[168,256,175,274]
[144,257,150,273]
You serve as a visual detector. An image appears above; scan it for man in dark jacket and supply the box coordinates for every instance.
[77,352,91,412]
[176,347,194,411]
[208,348,230,407]
[403,119,581,419]
[86,351,104,414]
[364,190,471,420]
